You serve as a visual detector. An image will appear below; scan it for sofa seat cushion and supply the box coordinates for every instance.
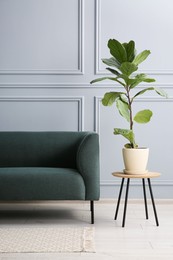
[0,168,85,200]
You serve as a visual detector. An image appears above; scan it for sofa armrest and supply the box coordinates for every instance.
[76,132,100,200]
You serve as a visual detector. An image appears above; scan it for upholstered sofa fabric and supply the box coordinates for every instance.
[0,131,100,201]
[0,167,85,200]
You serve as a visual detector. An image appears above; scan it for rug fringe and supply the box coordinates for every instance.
[82,227,95,253]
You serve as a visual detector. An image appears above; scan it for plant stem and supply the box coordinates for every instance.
[126,86,133,130]
[126,85,134,148]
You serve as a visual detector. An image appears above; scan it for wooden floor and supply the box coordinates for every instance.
[0,199,173,259]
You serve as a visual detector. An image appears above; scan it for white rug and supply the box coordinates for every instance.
[0,226,95,253]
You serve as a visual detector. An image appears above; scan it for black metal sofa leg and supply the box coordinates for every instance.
[90,200,94,224]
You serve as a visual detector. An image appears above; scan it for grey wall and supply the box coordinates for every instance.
[0,0,173,198]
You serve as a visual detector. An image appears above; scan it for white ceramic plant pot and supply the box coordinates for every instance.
[122,147,149,175]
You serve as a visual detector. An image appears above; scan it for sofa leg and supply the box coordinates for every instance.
[90,200,94,224]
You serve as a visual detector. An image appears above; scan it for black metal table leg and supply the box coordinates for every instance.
[142,178,148,219]
[147,178,159,226]
[90,200,94,224]
[114,178,125,220]
[122,178,130,227]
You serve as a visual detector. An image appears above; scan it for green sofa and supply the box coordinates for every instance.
[0,131,100,223]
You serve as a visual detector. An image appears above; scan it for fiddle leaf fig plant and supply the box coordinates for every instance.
[90,39,167,148]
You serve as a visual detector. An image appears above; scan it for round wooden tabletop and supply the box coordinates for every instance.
[112,172,161,179]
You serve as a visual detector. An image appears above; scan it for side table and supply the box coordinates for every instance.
[112,172,160,227]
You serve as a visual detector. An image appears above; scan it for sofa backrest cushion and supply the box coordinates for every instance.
[0,131,90,168]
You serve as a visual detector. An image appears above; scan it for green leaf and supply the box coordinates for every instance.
[102,57,120,69]
[108,39,127,63]
[154,87,168,98]
[90,77,117,84]
[114,128,135,145]
[123,40,136,62]
[119,75,136,86]
[134,109,153,123]
[133,87,154,98]
[124,143,138,148]
[143,78,156,83]
[133,87,168,99]
[133,50,151,66]
[106,67,120,76]
[135,73,148,79]
[119,62,138,76]
[116,98,130,122]
[117,74,130,85]
[102,92,124,106]
[130,74,156,88]
[90,76,126,86]
[119,94,128,104]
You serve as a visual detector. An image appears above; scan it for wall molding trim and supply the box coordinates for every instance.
[95,0,173,75]
[94,96,102,133]
[0,96,84,131]
[0,83,172,89]
[0,0,84,75]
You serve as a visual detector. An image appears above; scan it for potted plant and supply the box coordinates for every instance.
[90,38,167,174]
